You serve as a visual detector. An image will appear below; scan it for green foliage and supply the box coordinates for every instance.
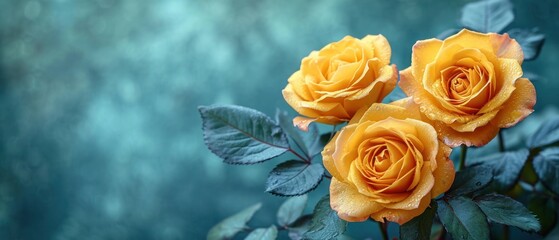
[533,147,559,194]
[460,0,513,33]
[287,215,313,240]
[509,28,546,61]
[303,195,347,240]
[528,118,559,149]
[207,203,262,240]
[199,105,289,164]
[469,149,529,190]
[277,195,308,227]
[528,195,557,235]
[266,160,324,196]
[244,225,278,240]
[447,165,493,196]
[400,201,437,240]
[474,193,541,232]
[276,110,322,159]
[437,197,490,240]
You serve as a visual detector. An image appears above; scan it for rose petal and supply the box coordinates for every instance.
[489,32,524,64]
[380,166,434,210]
[493,78,536,128]
[440,29,494,58]
[431,144,454,197]
[411,38,443,82]
[362,34,392,66]
[478,58,523,114]
[330,178,384,222]
[436,120,500,147]
[370,193,431,225]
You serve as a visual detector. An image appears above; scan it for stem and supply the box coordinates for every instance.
[288,148,311,163]
[459,144,467,170]
[498,130,505,152]
[378,221,389,240]
[503,225,509,240]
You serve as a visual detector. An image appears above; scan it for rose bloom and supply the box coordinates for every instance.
[399,29,536,147]
[282,35,397,131]
[322,101,455,224]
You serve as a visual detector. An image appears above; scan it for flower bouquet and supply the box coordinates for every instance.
[200,0,554,239]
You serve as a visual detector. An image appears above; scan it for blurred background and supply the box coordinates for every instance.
[1,0,558,239]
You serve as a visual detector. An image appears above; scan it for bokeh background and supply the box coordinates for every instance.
[1,0,558,239]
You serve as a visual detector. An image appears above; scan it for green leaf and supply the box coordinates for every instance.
[533,147,559,194]
[400,200,437,240]
[528,118,559,149]
[468,149,529,190]
[474,193,540,232]
[207,203,262,240]
[303,195,347,240]
[447,165,493,196]
[287,215,313,240]
[276,110,321,158]
[528,194,557,235]
[277,195,308,227]
[508,28,545,61]
[244,225,278,240]
[266,160,324,196]
[460,0,514,33]
[437,197,489,240]
[199,105,289,164]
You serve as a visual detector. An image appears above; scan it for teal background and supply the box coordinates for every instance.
[1,0,558,239]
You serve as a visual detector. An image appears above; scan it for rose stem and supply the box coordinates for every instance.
[498,130,509,240]
[377,221,389,240]
[458,144,467,170]
[498,130,505,152]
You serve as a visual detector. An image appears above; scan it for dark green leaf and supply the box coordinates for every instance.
[460,0,514,33]
[303,195,347,240]
[400,200,437,240]
[508,28,545,61]
[207,203,262,240]
[199,105,289,164]
[447,165,493,196]
[468,149,529,190]
[266,160,324,196]
[437,28,461,40]
[528,194,557,235]
[276,110,310,156]
[533,147,559,194]
[528,118,559,149]
[244,225,278,240]
[277,195,308,226]
[474,193,540,232]
[437,197,489,240]
[287,215,313,240]
[276,110,321,158]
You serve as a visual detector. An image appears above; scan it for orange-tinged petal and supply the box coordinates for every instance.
[493,78,536,128]
[322,132,344,180]
[489,32,524,64]
[330,178,384,222]
[411,38,443,82]
[370,193,432,224]
[440,29,493,57]
[380,166,434,210]
[448,110,499,132]
[435,120,500,147]
[431,144,454,197]
[478,58,523,114]
[362,34,392,66]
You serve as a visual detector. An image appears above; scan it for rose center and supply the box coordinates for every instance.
[373,148,390,172]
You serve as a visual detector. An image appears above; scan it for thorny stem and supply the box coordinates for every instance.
[459,144,468,170]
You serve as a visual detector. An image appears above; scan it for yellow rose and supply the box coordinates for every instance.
[283,35,397,131]
[399,29,536,147]
[322,101,455,224]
